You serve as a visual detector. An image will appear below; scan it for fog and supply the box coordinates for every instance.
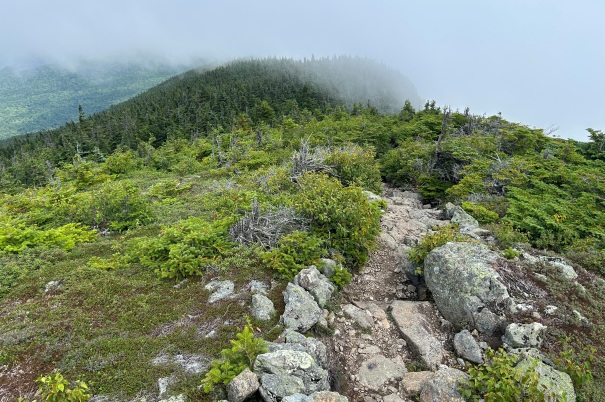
[1,0,603,141]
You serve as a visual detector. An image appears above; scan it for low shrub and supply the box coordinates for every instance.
[295,173,382,269]
[261,231,324,279]
[461,201,499,224]
[126,217,231,279]
[326,144,382,193]
[459,348,553,402]
[18,371,91,402]
[407,224,467,266]
[201,323,267,393]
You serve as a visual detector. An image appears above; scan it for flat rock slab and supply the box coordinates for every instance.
[356,354,406,391]
[401,371,435,395]
[390,301,445,369]
[205,280,234,303]
[419,366,467,402]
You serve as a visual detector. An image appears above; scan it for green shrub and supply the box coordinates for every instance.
[331,266,352,289]
[461,202,499,224]
[261,231,324,279]
[0,217,96,254]
[102,148,141,175]
[555,339,594,395]
[126,217,231,279]
[201,323,267,393]
[407,224,467,266]
[67,180,154,231]
[147,179,193,200]
[459,348,551,402]
[19,371,91,402]
[488,221,530,249]
[502,247,521,260]
[295,173,382,269]
[326,144,382,193]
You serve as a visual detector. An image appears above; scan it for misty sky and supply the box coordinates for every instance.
[1,0,603,141]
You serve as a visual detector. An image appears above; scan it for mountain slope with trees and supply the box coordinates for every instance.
[0,57,602,401]
[0,61,188,140]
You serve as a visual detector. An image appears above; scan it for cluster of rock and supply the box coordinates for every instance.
[224,265,346,402]
[419,206,576,401]
[197,190,579,402]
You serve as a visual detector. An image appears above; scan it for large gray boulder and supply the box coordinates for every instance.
[516,358,576,402]
[419,365,467,402]
[389,301,445,369]
[281,284,323,332]
[281,329,328,368]
[294,266,335,308]
[424,242,510,335]
[252,294,276,321]
[502,322,546,349]
[259,373,305,402]
[227,368,260,402]
[254,350,329,395]
[453,330,483,364]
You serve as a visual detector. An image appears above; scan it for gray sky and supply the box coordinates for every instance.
[1,0,603,141]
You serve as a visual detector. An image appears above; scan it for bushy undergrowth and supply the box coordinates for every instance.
[201,323,267,393]
[407,224,468,266]
[125,217,232,278]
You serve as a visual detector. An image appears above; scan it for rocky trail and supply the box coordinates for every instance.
[321,188,458,402]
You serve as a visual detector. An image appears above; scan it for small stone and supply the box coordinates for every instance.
[227,368,260,402]
[544,305,558,315]
[45,280,62,294]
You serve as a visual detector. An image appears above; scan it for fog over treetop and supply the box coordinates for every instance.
[1,0,603,140]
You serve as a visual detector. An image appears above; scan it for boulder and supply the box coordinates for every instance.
[419,366,467,402]
[502,322,546,349]
[294,266,335,308]
[252,294,275,321]
[259,373,305,402]
[389,301,445,369]
[205,280,235,303]
[453,330,483,364]
[281,284,323,332]
[424,242,510,334]
[281,329,328,368]
[342,304,373,330]
[444,203,478,232]
[516,358,576,402]
[254,350,329,395]
[249,280,270,294]
[227,368,260,402]
[401,371,435,395]
[356,354,406,391]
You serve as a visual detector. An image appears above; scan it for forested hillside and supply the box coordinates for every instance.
[0,57,603,400]
[0,61,187,139]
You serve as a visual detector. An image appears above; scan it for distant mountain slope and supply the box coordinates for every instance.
[0,61,187,139]
[0,57,421,180]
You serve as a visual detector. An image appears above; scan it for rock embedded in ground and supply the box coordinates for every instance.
[342,304,374,330]
[516,358,576,402]
[444,203,478,232]
[502,322,546,349]
[389,301,445,369]
[356,354,406,391]
[453,330,483,364]
[281,283,323,332]
[205,280,235,303]
[424,242,510,334]
[259,373,306,402]
[401,371,435,395]
[254,349,329,395]
[252,294,276,321]
[419,365,467,402]
[227,368,260,402]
